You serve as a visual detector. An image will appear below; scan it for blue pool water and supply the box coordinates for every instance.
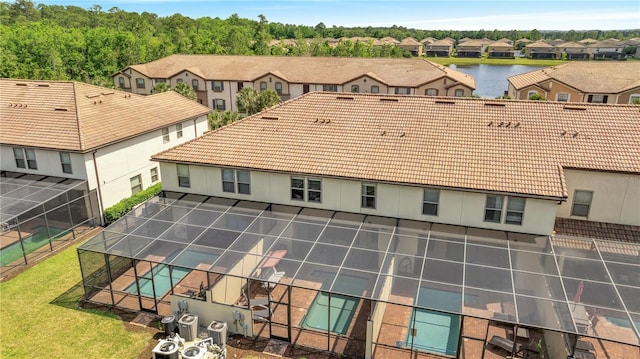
[0,226,68,266]
[125,265,190,298]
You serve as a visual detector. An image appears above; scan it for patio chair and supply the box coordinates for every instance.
[488,335,522,355]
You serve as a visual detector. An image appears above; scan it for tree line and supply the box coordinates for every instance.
[1,0,638,85]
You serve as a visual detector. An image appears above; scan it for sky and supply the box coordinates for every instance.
[34,0,640,31]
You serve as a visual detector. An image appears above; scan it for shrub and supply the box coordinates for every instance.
[103,183,162,225]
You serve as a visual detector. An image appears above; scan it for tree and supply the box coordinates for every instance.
[237,88,281,115]
[153,82,170,93]
[208,111,240,130]
[528,93,546,101]
[257,89,281,111]
[173,82,196,100]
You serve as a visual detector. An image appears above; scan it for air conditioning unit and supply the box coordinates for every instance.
[152,340,179,359]
[181,345,207,359]
[207,320,227,347]
[178,314,198,341]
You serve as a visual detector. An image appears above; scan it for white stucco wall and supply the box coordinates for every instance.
[557,169,640,226]
[83,115,208,209]
[0,146,88,180]
[160,165,558,234]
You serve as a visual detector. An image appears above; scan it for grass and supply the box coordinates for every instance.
[0,242,150,359]
[427,56,566,67]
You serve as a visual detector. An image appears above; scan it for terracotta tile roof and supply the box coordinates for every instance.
[557,41,585,49]
[526,41,554,48]
[399,37,422,46]
[508,62,640,93]
[124,55,474,90]
[152,92,640,199]
[0,79,211,152]
[457,39,486,48]
[554,218,640,243]
[590,39,624,48]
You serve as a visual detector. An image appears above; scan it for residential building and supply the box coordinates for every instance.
[113,55,475,109]
[425,39,454,57]
[578,38,598,45]
[455,39,486,57]
[78,92,639,359]
[514,38,533,50]
[556,41,589,60]
[507,62,640,103]
[524,41,556,59]
[487,40,515,58]
[0,79,211,217]
[398,37,423,56]
[588,39,625,60]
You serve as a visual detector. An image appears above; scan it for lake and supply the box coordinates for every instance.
[448,64,544,98]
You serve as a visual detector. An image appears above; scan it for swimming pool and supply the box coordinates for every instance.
[0,226,68,266]
[301,273,366,334]
[125,265,190,298]
[405,287,462,356]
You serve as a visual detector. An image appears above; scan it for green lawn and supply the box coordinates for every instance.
[0,242,151,358]
[427,56,566,67]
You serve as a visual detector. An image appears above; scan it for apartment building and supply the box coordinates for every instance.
[507,62,640,103]
[113,55,476,112]
[0,79,211,215]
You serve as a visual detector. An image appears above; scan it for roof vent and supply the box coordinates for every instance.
[484,102,506,107]
[399,132,405,137]
[514,122,521,128]
[54,108,68,111]
[381,130,386,136]
[101,91,114,95]
[563,105,587,111]
[15,83,27,86]
[261,116,279,120]
[488,121,493,126]
[435,99,455,104]
[336,96,354,100]
[379,98,399,102]
[572,131,579,138]
[561,130,567,136]
[37,84,50,87]
[86,94,100,98]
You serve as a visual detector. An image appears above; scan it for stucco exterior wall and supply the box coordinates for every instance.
[253,74,290,95]
[83,115,208,209]
[557,169,640,226]
[342,77,386,94]
[160,165,559,234]
[0,146,88,180]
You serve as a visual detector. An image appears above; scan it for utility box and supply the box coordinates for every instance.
[207,320,227,347]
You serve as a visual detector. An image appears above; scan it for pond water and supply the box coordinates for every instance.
[449,64,544,98]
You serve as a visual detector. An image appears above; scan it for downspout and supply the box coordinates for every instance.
[92,151,105,225]
[229,83,234,112]
[194,118,198,137]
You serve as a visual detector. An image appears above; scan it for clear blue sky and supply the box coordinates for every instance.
[34,1,640,31]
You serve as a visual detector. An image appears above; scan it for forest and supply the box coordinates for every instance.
[1,0,639,85]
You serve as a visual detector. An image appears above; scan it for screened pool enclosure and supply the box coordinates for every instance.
[78,192,640,358]
[1,171,99,270]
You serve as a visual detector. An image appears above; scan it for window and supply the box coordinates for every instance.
[505,197,525,225]
[484,195,503,223]
[176,78,183,83]
[587,94,607,103]
[361,183,376,209]
[370,86,379,94]
[59,152,72,174]
[135,78,145,89]
[192,79,199,91]
[395,87,410,95]
[291,177,321,202]
[527,90,538,98]
[212,81,224,92]
[259,82,267,91]
[156,79,166,84]
[629,94,640,104]
[222,169,251,194]
[454,89,465,97]
[130,174,142,195]
[150,167,158,182]
[426,88,438,96]
[323,84,337,92]
[118,77,126,88]
[23,149,37,169]
[177,164,190,188]
[308,178,321,202]
[162,127,170,143]
[213,99,226,111]
[571,190,593,217]
[275,82,282,95]
[556,93,569,102]
[351,85,360,93]
[485,195,526,224]
[422,189,439,216]
[13,148,25,168]
[176,123,183,138]
[237,82,244,91]
[291,177,304,200]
